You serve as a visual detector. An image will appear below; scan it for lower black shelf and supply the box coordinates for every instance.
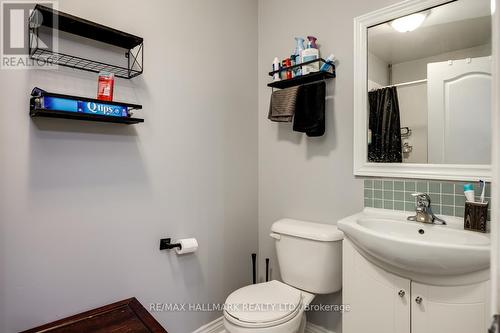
[30,108,144,125]
[267,71,336,89]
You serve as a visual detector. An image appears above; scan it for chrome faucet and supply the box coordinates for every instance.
[407,193,446,225]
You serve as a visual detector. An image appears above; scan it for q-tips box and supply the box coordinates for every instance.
[41,96,129,117]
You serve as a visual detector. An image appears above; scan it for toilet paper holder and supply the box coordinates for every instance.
[159,238,182,251]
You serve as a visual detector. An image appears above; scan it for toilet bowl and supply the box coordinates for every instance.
[223,219,343,333]
[223,280,314,333]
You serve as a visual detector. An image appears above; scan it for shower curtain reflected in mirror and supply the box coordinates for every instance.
[368,87,402,163]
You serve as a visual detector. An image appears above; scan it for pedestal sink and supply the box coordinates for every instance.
[338,208,490,284]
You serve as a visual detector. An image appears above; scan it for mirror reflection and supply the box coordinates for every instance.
[367,0,492,164]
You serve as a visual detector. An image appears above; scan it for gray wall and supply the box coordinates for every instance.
[0,0,258,332]
[368,52,390,87]
[257,0,398,331]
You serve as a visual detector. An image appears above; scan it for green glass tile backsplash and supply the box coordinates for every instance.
[363,179,491,220]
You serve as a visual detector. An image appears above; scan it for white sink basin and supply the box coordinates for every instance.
[338,208,490,281]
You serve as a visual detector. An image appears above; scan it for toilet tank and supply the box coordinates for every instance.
[270,219,343,294]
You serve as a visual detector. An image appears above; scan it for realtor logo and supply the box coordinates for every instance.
[1,0,57,69]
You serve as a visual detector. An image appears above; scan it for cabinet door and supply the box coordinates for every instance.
[343,239,410,333]
[411,281,491,333]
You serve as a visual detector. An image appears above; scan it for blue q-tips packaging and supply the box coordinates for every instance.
[78,101,128,117]
[42,96,128,117]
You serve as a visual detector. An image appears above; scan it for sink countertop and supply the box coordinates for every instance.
[338,208,491,285]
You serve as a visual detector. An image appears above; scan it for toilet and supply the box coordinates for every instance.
[223,218,343,333]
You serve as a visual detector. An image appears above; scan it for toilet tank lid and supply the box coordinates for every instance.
[271,219,344,242]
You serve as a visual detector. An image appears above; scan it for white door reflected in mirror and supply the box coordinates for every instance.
[427,57,491,164]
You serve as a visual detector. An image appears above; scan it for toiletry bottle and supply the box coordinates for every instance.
[281,60,288,80]
[97,71,115,101]
[290,55,297,78]
[272,57,281,82]
[464,184,475,202]
[320,54,336,72]
[301,36,320,74]
[294,37,305,77]
[284,58,292,80]
[307,35,318,49]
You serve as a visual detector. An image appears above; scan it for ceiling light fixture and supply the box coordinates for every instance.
[391,12,428,32]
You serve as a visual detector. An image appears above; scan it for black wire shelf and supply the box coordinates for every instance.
[30,87,144,125]
[267,58,336,89]
[29,4,143,79]
[30,48,142,79]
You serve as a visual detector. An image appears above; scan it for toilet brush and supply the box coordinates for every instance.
[251,253,257,284]
[265,258,270,282]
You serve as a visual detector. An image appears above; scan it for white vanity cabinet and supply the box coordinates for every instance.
[343,239,490,333]
[411,281,491,333]
[343,239,410,333]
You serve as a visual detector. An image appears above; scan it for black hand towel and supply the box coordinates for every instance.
[292,81,326,137]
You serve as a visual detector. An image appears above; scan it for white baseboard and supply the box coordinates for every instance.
[192,316,225,333]
[192,316,335,333]
[305,321,336,333]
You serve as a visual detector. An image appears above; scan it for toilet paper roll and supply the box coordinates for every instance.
[175,238,198,254]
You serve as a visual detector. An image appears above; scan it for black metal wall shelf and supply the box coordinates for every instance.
[267,58,335,89]
[30,88,144,125]
[29,4,143,79]
[30,109,144,124]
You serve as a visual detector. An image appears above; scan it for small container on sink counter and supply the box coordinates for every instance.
[464,201,489,233]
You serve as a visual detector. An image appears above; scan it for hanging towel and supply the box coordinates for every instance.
[268,86,300,122]
[293,81,326,137]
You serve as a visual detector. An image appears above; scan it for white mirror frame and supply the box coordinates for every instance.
[353,0,492,182]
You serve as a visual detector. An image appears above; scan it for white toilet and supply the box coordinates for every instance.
[223,218,343,333]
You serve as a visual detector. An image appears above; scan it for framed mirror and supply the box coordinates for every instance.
[354,0,493,181]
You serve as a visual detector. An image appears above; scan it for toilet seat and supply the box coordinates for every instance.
[224,280,303,328]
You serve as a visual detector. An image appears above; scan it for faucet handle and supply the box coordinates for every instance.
[408,193,446,225]
[412,192,431,207]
